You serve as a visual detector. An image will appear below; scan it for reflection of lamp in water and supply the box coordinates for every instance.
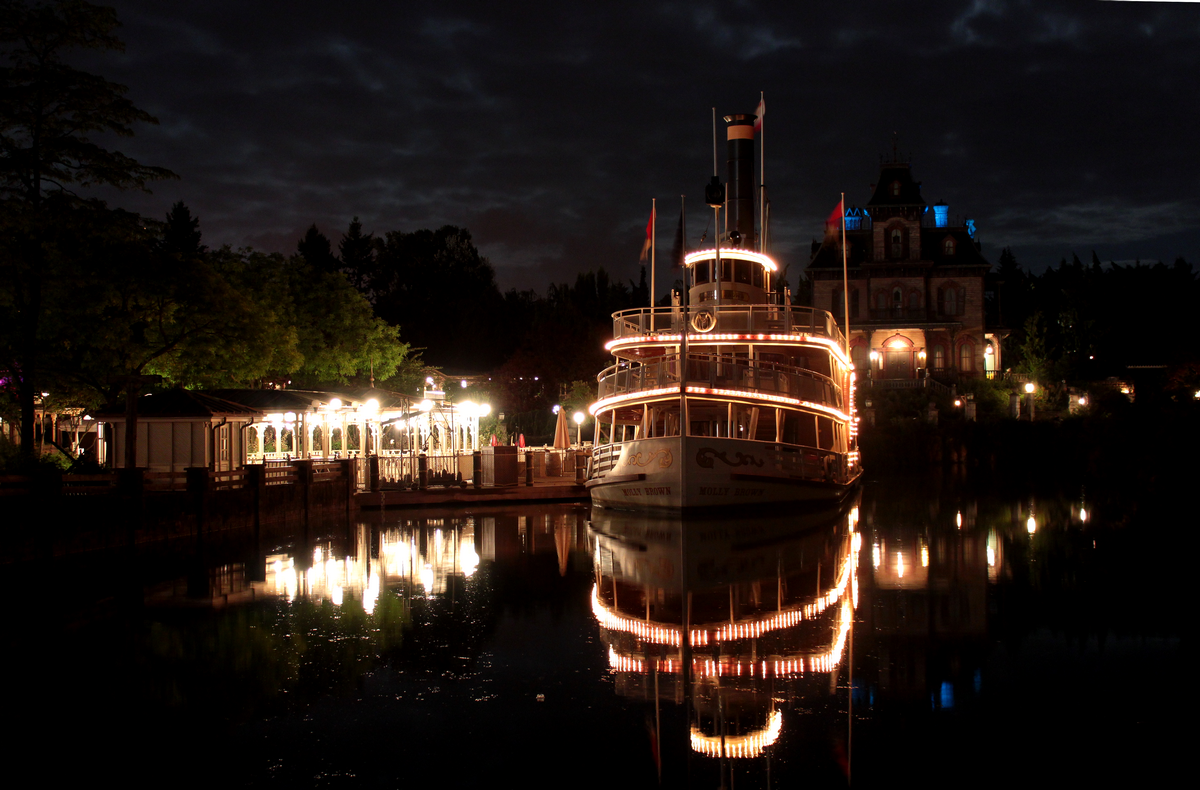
[421,562,434,593]
[1027,515,1037,534]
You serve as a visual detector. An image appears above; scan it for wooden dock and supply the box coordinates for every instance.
[355,480,587,509]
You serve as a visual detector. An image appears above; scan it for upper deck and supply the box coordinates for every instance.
[606,304,847,359]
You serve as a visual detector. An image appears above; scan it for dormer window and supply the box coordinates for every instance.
[891,181,901,197]
[890,228,904,259]
[944,237,956,256]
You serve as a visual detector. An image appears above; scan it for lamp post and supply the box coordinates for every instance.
[1024,382,1035,421]
[573,411,585,446]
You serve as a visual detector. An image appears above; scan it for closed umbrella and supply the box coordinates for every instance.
[553,408,570,449]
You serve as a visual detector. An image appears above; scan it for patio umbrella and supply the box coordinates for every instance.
[553,408,570,449]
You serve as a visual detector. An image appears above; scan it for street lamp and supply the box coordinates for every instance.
[1024,381,1035,421]
[573,411,585,446]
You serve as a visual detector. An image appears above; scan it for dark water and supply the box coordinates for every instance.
[8,477,1186,787]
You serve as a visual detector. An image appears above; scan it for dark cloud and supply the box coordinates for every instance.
[81,0,1200,292]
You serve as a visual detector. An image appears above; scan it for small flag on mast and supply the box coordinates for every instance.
[639,206,656,262]
[825,198,844,234]
[753,96,765,131]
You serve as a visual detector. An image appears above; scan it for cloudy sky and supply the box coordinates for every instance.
[84,0,1200,295]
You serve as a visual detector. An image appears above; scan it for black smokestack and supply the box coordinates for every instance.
[723,113,755,248]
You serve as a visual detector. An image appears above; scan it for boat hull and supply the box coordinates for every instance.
[587,436,859,513]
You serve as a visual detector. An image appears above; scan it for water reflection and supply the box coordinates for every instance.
[16,485,1183,786]
[590,498,860,777]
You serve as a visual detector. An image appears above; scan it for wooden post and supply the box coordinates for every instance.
[340,458,356,518]
[368,455,381,492]
[296,459,314,531]
[186,467,211,537]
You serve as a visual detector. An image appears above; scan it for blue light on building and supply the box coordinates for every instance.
[933,202,949,228]
[965,219,977,239]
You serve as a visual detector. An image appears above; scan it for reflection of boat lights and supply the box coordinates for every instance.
[1079,508,1088,522]
[1027,516,1037,534]
[421,563,434,593]
[460,540,479,577]
[592,528,858,646]
[956,511,963,528]
[896,552,905,578]
[363,571,380,615]
[872,543,881,568]
[690,710,783,759]
[332,584,343,606]
[921,546,929,568]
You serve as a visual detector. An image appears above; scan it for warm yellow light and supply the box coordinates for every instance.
[888,339,907,349]
[573,411,585,425]
[920,546,929,568]
[329,398,342,409]
[1026,516,1037,534]
[954,399,962,407]
[869,350,879,362]
[683,248,778,272]
[364,398,379,412]
[478,403,492,417]
[1079,508,1088,522]
[1024,382,1035,394]
[1078,396,1087,405]
[419,399,433,412]
[956,511,963,528]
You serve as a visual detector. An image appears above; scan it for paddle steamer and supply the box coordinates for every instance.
[586,112,861,511]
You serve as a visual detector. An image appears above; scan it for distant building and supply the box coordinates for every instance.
[807,158,1002,382]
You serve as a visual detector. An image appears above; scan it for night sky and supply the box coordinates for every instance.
[85,0,1200,296]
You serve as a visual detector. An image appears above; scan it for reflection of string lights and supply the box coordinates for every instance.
[597,526,860,679]
[592,527,857,646]
[691,710,783,759]
[604,596,856,679]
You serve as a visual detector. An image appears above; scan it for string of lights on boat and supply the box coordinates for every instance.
[605,332,851,368]
[589,385,851,423]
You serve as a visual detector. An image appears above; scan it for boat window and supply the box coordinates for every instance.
[694,260,711,284]
[752,265,763,288]
[817,417,834,450]
[735,259,752,284]
[720,258,732,282]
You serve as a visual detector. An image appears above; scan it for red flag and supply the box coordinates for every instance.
[825,199,844,232]
[753,96,765,131]
[639,206,655,262]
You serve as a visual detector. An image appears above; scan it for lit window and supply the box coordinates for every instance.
[944,238,955,256]
[891,181,901,197]
[959,343,974,372]
[933,345,946,370]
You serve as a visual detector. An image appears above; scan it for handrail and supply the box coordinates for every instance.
[608,304,846,349]
[595,352,843,410]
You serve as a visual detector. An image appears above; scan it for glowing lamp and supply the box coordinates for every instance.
[573,411,585,425]
[419,400,433,412]
[552,404,561,414]
[1078,396,1087,406]
[1024,383,1035,394]
[460,379,467,388]
[478,403,492,417]
[329,398,342,409]
[1026,516,1037,534]
[426,376,434,386]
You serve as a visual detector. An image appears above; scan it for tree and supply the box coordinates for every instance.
[338,216,376,294]
[296,224,339,274]
[0,0,175,459]
[162,200,204,257]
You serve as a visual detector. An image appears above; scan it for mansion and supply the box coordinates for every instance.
[807,159,1002,382]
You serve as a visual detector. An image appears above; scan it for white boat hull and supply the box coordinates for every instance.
[588,436,858,513]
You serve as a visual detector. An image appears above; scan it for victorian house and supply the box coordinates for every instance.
[807,158,1001,383]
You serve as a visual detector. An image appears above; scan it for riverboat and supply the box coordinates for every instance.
[585,112,861,512]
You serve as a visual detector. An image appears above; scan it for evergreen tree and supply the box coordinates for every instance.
[338,216,376,294]
[296,224,339,274]
[162,200,204,257]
